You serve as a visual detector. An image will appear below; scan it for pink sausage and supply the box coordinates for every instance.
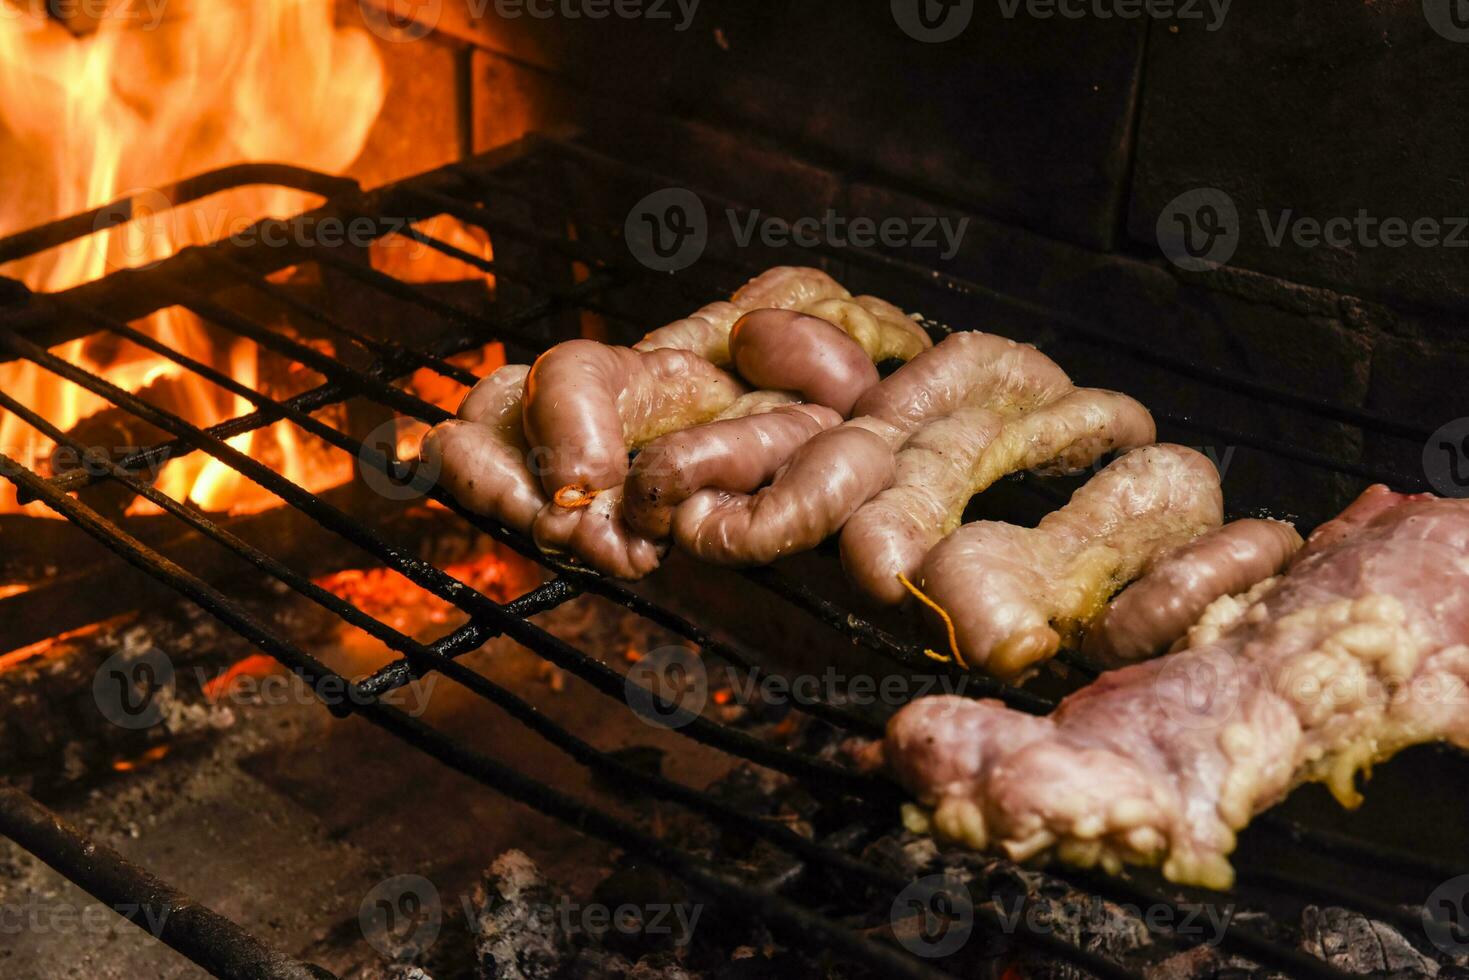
[671,422,896,566]
[420,419,545,534]
[531,485,665,579]
[522,339,746,499]
[623,403,842,539]
[728,310,879,416]
[1085,518,1304,663]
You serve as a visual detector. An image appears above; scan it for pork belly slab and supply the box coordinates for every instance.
[883,487,1469,889]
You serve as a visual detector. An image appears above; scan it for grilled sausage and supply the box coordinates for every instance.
[1084,518,1304,663]
[623,403,842,539]
[917,445,1224,680]
[420,364,545,533]
[532,485,664,579]
[728,310,879,416]
[671,420,897,566]
[633,266,851,364]
[842,388,1156,606]
[522,339,746,500]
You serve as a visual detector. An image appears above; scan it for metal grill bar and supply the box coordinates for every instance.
[0,786,335,980]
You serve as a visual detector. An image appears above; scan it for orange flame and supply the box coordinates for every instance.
[0,0,387,514]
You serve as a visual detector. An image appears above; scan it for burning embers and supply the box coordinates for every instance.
[0,0,385,514]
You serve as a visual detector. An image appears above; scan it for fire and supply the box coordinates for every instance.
[0,0,387,514]
[202,652,284,702]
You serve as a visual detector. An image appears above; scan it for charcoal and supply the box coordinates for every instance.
[858,831,939,880]
[1299,906,1439,977]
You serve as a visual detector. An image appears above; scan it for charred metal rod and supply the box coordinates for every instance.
[197,248,482,387]
[0,163,358,267]
[0,786,336,980]
[355,579,581,699]
[160,283,451,426]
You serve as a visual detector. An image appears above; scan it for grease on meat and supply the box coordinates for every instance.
[916,445,1223,679]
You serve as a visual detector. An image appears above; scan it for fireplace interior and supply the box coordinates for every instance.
[0,2,1466,979]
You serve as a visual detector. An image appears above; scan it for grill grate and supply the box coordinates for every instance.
[0,133,1457,980]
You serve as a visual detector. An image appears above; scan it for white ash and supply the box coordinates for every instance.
[473,850,568,980]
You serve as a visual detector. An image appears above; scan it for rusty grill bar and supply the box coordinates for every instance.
[0,134,1455,980]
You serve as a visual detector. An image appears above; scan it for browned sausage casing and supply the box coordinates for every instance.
[841,389,1156,605]
[420,364,546,533]
[851,331,1074,433]
[728,310,879,416]
[531,485,665,580]
[918,445,1224,680]
[522,339,746,499]
[623,403,842,540]
[671,421,897,566]
[1083,518,1304,663]
[633,266,851,364]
